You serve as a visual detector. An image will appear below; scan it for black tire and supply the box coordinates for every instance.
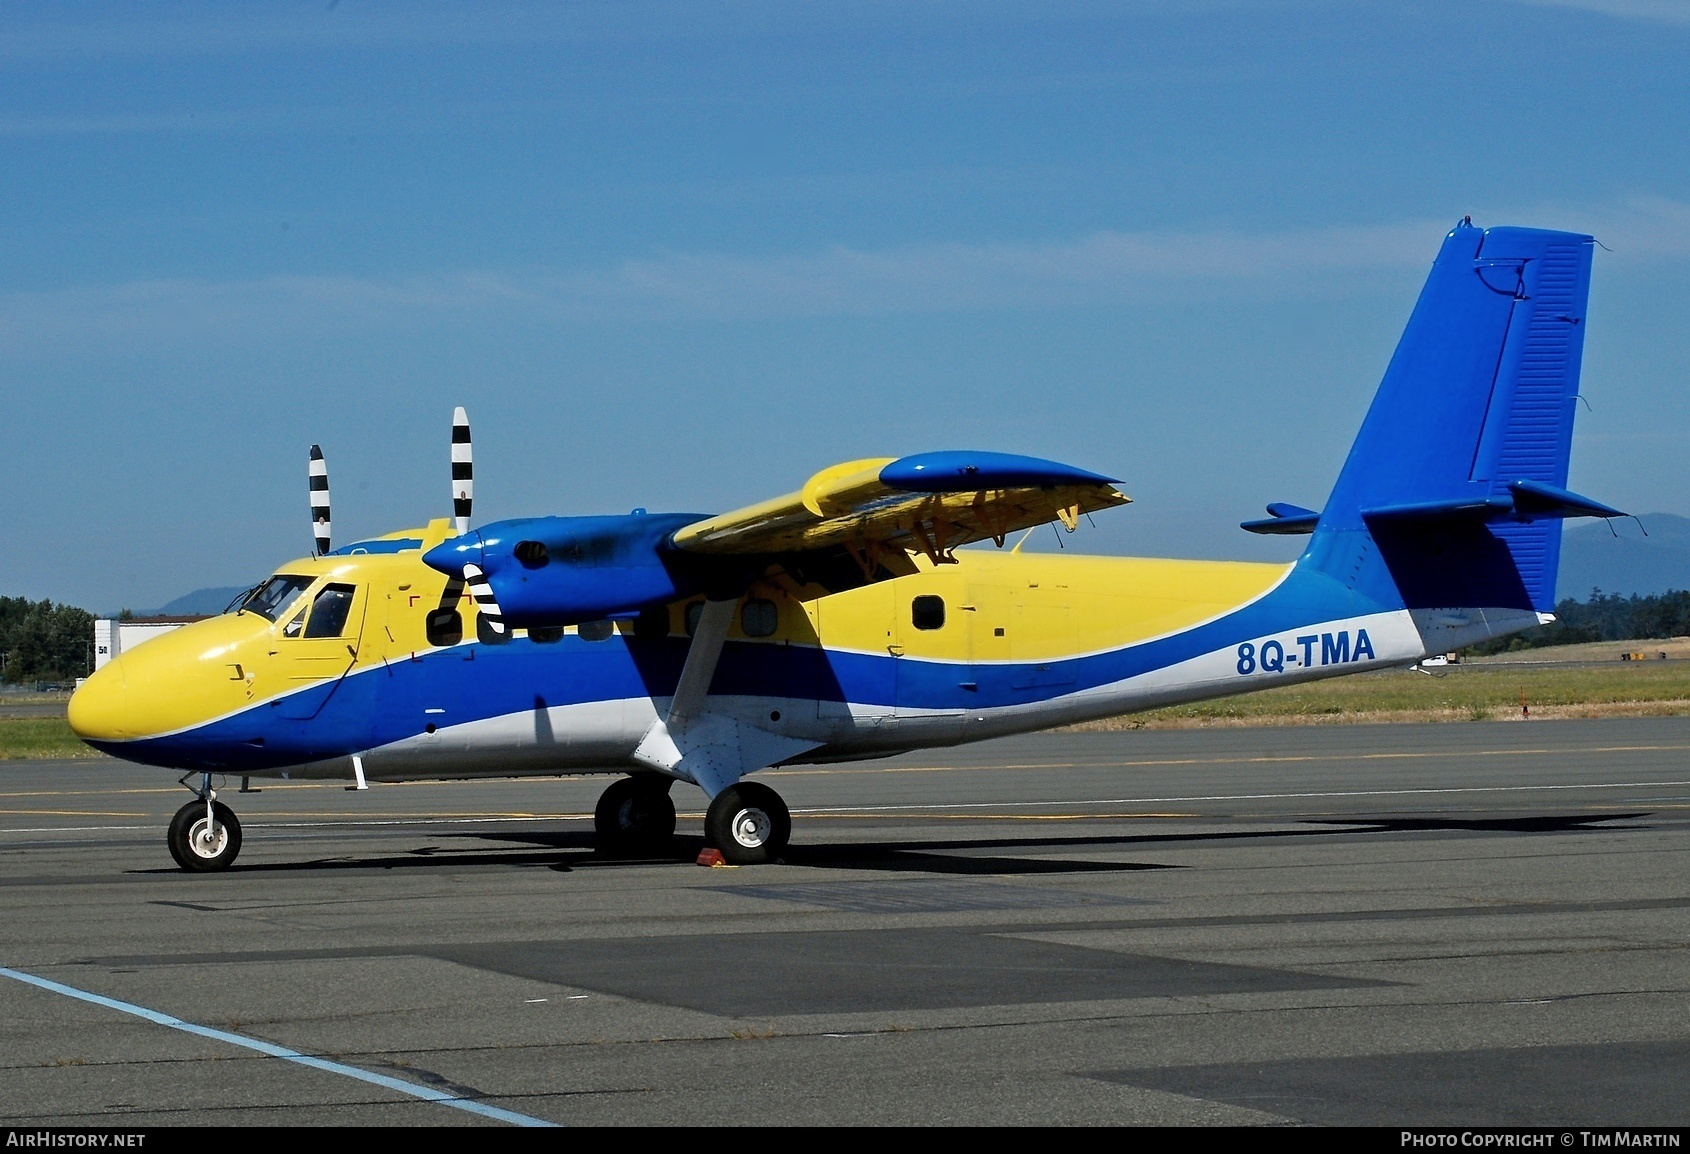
[704,781,791,865]
[167,800,242,872]
[593,776,677,856]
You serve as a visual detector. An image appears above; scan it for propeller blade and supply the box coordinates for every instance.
[452,406,473,534]
[309,444,331,556]
[461,562,506,635]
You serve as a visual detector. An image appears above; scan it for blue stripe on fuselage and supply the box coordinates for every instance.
[94,558,1394,772]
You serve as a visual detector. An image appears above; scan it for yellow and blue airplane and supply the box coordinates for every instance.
[69,220,1623,871]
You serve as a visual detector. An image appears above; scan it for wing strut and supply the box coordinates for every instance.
[664,598,737,733]
[631,598,818,797]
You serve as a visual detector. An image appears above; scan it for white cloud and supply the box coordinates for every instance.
[3,199,1686,351]
[1503,0,1690,25]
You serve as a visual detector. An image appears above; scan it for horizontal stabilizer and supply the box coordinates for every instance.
[1361,481,1623,525]
[1241,502,1321,535]
[1506,480,1625,520]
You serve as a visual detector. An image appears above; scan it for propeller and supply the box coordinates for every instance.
[446,407,505,635]
[452,406,473,535]
[309,444,331,556]
[462,562,506,635]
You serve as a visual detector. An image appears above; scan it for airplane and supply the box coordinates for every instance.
[67,220,1624,872]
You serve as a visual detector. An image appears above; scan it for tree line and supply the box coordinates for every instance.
[0,597,96,684]
[1468,589,1690,655]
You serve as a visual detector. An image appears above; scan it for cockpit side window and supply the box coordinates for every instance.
[243,575,315,623]
[303,584,357,639]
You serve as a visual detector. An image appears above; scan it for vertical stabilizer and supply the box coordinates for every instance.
[1306,221,1597,614]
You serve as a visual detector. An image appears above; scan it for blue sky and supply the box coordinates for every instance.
[3,0,1687,612]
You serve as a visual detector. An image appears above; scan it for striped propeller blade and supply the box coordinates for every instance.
[461,563,505,635]
[308,444,331,556]
[452,406,473,534]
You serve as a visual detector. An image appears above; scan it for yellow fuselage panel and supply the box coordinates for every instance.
[805,551,1290,661]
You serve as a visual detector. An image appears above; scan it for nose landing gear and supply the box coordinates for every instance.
[167,773,243,871]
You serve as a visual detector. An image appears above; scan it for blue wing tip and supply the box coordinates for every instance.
[880,450,1116,492]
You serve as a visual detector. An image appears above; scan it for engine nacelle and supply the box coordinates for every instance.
[423,511,710,627]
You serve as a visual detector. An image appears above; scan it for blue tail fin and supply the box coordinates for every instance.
[1306,220,1607,613]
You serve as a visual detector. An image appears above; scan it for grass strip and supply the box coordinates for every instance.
[1081,662,1690,729]
[0,718,102,759]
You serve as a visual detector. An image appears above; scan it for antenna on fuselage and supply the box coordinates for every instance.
[309,444,332,557]
[452,406,473,534]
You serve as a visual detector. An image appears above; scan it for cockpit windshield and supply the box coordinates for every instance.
[240,575,315,623]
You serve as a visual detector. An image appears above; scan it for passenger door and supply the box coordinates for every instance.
[889,582,966,738]
[272,582,367,720]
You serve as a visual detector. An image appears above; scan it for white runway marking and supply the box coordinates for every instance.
[0,966,559,1127]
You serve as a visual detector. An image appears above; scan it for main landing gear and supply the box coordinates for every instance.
[704,781,791,866]
[594,774,678,857]
[591,775,792,864]
[167,773,242,872]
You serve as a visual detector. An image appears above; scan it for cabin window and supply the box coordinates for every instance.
[911,595,945,631]
[475,612,509,646]
[244,574,314,623]
[685,601,704,637]
[281,611,306,638]
[579,619,615,642]
[529,625,564,644]
[425,608,463,647]
[303,584,356,638]
[741,598,779,638]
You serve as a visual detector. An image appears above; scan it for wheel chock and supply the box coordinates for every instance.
[696,848,732,867]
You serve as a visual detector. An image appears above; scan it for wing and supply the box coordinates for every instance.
[670,451,1129,569]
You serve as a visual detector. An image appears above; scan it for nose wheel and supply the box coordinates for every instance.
[167,798,243,872]
[705,781,791,865]
[594,775,678,857]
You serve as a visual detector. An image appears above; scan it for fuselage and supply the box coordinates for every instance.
[67,516,1532,783]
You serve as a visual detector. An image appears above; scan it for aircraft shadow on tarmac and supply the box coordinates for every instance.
[133,810,1648,875]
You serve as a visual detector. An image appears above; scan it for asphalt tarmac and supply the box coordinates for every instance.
[2,717,1688,1127]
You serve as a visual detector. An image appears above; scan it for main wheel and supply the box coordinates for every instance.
[704,781,791,865]
[167,800,242,872]
[594,776,677,856]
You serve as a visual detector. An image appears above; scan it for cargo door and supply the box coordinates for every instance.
[1009,580,1076,691]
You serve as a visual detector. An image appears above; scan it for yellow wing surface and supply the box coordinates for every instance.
[670,451,1129,572]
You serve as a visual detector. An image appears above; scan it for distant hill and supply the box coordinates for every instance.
[150,586,251,616]
[1559,513,1690,600]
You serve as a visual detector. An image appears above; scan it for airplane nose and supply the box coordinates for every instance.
[67,659,131,743]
